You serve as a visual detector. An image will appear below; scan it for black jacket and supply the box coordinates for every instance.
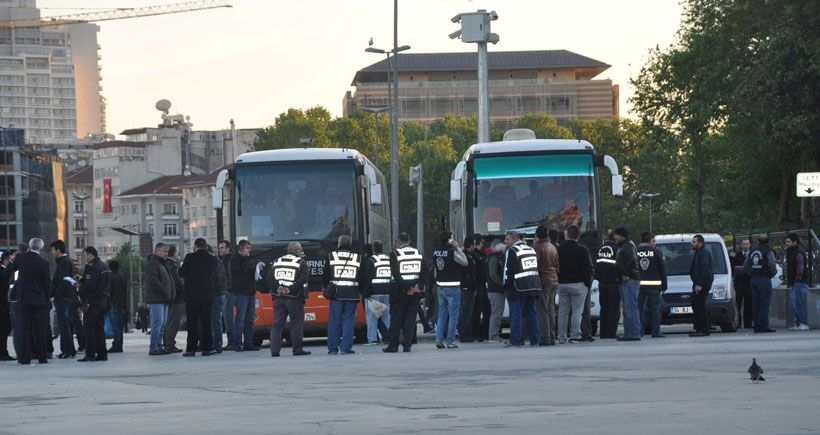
[109,271,128,310]
[267,254,308,301]
[637,242,667,291]
[0,265,9,306]
[557,240,593,288]
[144,254,174,304]
[322,245,365,300]
[179,249,219,302]
[731,249,751,289]
[79,257,110,308]
[616,240,641,281]
[594,241,619,288]
[8,251,51,306]
[229,253,257,296]
[51,254,76,299]
[689,246,714,291]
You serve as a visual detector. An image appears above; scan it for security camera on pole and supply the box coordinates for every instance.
[450,10,499,144]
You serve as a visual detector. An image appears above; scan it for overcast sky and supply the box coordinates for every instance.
[37,0,684,137]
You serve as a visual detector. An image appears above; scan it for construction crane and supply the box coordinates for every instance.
[0,0,232,30]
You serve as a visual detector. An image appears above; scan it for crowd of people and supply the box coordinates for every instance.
[0,227,811,365]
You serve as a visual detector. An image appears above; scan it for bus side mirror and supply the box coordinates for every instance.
[370,184,383,205]
[612,175,624,196]
[450,180,462,201]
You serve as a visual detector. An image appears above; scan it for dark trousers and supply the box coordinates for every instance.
[70,303,86,350]
[599,285,621,338]
[471,287,490,340]
[751,277,773,331]
[691,288,709,333]
[638,289,662,336]
[458,289,475,340]
[17,304,49,363]
[185,300,213,353]
[735,283,753,328]
[83,305,107,359]
[164,302,184,350]
[54,297,76,354]
[388,295,420,350]
[0,304,12,357]
[537,283,557,343]
[269,297,305,353]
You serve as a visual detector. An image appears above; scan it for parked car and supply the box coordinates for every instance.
[653,234,737,332]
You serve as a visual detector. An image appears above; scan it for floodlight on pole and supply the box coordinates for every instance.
[640,192,661,233]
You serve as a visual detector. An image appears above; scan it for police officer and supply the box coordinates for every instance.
[267,241,311,357]
[323,235,364,355]
[432,230,468,349]
[744,235,777,333]
[383,233,425,353]
[503,230,541,347]
[637,232,667,338]
[363,241,391,344]
[595,232,620,339]
[77,246,111,362]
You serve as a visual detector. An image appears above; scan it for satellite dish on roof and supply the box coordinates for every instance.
[155,99,172,114]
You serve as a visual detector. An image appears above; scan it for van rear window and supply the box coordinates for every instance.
[656,242,728,276]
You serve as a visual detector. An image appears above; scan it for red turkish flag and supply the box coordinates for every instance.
[102,178,112,213]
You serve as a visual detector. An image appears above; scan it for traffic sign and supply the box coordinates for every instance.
[796,172,820,197]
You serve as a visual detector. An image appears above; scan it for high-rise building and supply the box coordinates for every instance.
[0,0,104,142]
[345,50,619,129]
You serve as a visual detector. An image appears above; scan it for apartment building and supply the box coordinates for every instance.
[345,49,618,128]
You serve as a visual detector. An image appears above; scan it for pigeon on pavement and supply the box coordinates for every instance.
[748,358,765,383]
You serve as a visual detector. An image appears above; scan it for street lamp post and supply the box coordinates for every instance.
[365,25,410,239]
[640,193,661,233]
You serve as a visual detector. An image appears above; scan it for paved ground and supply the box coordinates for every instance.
[1,327,818,434]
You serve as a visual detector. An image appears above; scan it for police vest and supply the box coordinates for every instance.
[749,245,773,278]
[511,244,540,292]
[369,254,392,295]
[433,247,461,287]
[272,254,304,299]
[329,250,361,300]
[395,246,423,284]
[637,245,664,289]
[596,244,619,287]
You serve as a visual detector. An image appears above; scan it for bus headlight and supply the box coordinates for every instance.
[710,284,728,300]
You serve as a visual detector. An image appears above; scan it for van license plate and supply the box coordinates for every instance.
[304,312,316,321]
[670,306,693,314]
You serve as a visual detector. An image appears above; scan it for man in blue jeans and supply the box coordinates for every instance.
[432,230,467,349]
[504,231,542,347]
[785,233,810,331]
[218,240,235,350]
[107,259,128,353]
[144,243,174,355]
[230,239,259,351]
[211,244,229,353]
[323,235,364,355]
[613,226,642,341]
[50,240,77,359]
[744,235,776,333]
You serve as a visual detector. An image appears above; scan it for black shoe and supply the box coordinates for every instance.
[328,350,338,355]
[754,328,776,333]
[402,347,411,353]
[214,349,223,354]
[580,337,595,342]
[77,356,96,362]
[0,355,16,361]
[293,349,311,356]
[77,347,85,352]
[616,336,641,341]
[18,360,30,365]
[201,351,211,357]
[652,334,666,338]
[38,358,49,364]
[688,331,710,337]
[148,349,168,356]
[223,344,235,351]
[244,346,261,351]
[270,351,280,357]
[182,351,196,357]
[382,347,398,353]
[341,350,356,354]
[166,346,183,354]
[107,348,123,353]
[95,355,108,361]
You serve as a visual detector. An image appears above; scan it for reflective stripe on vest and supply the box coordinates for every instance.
[372,254,392,280]
[395,246,423,281]
[330,251,361,286]
[272,254,302,288]
[436,281,461,287]
[640,280,663,286]
[597,258,616,264]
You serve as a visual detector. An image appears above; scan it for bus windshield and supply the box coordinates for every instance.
[472,154,596,235]
[234,162,358,246]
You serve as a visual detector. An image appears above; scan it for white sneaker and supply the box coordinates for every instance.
[798,324,810,331]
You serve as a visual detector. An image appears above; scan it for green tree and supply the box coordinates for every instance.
[254,107,333,150]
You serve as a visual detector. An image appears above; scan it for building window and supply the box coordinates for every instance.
[163,223,178,236]
[163,203,177,215]
[131,205,137,215]
[73,200,84,213]
[147,204,153,216]
[148,223,154,235]
[94,188,100,199]
[73,218,84,231]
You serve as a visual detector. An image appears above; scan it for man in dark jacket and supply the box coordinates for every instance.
[217,240,235,350]
[179,238,218,357]
[230,239,258,351]
[77,246,110,362]
[614,226,641,341]
[556,225,593,343]
[785,233,810,331]
[8,238,51,364]
[470,234,490,342]
[743,235,775,334]
[50,240,77,359]
[210,244,229,353]
[107,260,127,353]
[323,235,365,354]
[0,251,14,361]
[144,243,174,355]
[731,238,753,329]
[637,232,667,338]
[504,230,542,347]
[458,236,478,343]
[383,232,425,353]
[595,233,620,339]
[163,245,185,353]
[267,241,311,357]
[690,234,715,336]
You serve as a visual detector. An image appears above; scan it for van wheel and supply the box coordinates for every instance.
[720,306,738,333]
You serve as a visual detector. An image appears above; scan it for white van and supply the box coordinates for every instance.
[653,234,737,332]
